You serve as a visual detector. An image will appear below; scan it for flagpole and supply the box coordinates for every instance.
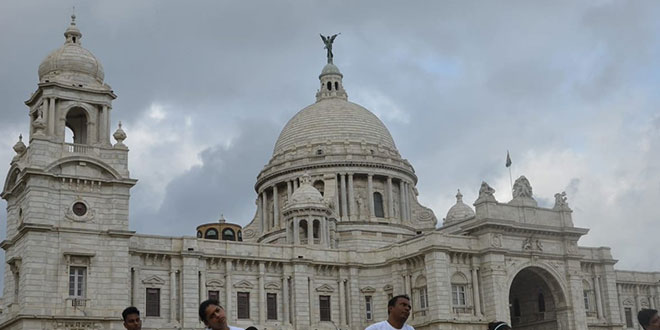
[506,150,513,194]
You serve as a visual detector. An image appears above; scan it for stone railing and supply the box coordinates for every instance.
[63,143,93,154]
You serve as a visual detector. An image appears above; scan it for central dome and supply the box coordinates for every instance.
[273,98,397,155]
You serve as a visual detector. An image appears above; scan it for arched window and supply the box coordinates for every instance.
[373,192,385,218]
[334,82,339,90]
[313,180,325,196]
[205,228,218,240]
[450,272,468,308]
[414,275,428,310]
[313,220,320,240]
[327,81,332,90]
[65,107,89,144]
[222,228,236,241]
[299,220,308,243]
[196,231,202,238]
[538,292,546,313]
[237,230,243,242]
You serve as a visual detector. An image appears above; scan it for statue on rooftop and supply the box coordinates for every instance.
[320,33,339,64]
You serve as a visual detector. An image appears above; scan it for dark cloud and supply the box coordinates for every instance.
[130,118,279,235]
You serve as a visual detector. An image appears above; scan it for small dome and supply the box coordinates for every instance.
[320,63,342,76]
[38,15,105,87]
[288,174,325,206]
[444,190,475,225]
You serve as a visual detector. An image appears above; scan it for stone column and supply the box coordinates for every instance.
[340,174,348,220]
[199,270,207,303]
[403,182,410,220]
[259,262,266,325]
[98,105,106,144]
[225,260,233,324]
[181,254,200,327]
[635,285,641,314]
[291,263,311,328]
[479,254,509,322]
[348,173,356,221]
[106,106,112,144]
[339,278,346,326]
[319,220,326,246]
[170,269,177,323]
[387,177,394,219]
[594,275,603,319]
[348,267,360,327]
[293,218,300,245]
[273,185,279,229]
[471,263,481,316]
[261,192,267,232]
[287,181,293,198]
[132,267,140,307]
[367,174,374,219]
[282,275,290,324]
[307,220,313,246]
[41,98,50,135]
[48,98,56,136]
[308,276,315,327]
[399,180,405,221]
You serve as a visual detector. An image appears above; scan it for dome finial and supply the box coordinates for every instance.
[456,189,463,203]
[320,33,340,64]
[64,11,82,44]
[316,34,347,101]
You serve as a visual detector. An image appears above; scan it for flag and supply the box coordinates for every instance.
[506,151,512,168]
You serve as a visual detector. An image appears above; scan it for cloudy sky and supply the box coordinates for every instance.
[1,0,659,289]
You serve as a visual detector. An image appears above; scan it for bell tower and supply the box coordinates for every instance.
[0,15,136,327]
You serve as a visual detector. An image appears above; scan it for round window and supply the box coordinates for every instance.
[72,202,87,216]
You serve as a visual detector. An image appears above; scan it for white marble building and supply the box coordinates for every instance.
[1,16,658,330]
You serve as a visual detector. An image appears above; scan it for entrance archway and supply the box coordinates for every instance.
[509,266,569,330]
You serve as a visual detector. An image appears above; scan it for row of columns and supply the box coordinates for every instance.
[291,218,328,246]
[261,179,304,232]
[36,97,113,145]
[259,173,415,232]
[336,173,414,221]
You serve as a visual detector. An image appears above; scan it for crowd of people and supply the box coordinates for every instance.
[119,294,516,330]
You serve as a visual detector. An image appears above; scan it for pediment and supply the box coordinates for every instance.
[315,284,334,293]
[206,279,224,289]
[233,280,254,289]
[265,282,281,290]
[623,298,634,306]
[383,284,393,292]
[360,286,376,294]
[142,275,165,286]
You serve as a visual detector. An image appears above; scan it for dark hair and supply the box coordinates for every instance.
[122,306,140,321]
[487,321,511,330]
[199,299,222,323]
[639,309,658,329]
[246,327,258,330]
[387,294,410,314]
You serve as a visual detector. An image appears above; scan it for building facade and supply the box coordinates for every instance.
[1,17,658,330]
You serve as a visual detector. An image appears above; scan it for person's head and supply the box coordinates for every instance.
[639,309,660,330]
[122,307,142,330]
[387,295,411,321]
[487,321,511,330]
[199,299,227,330]
[246,327,258,330]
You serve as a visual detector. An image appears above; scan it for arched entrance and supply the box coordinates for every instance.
[509,266,569,330]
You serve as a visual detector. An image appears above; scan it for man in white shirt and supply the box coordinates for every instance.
[199,299,245,330]
[365,295,414,330]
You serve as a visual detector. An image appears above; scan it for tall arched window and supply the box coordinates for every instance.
[299,220,308,243]
[237,230,243,242]
[65,107,89,144]
[538,292,546,313]
[313,220,320,240]
[205,228,218,240]
[373,192,385,218]
[222,228,236,241]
